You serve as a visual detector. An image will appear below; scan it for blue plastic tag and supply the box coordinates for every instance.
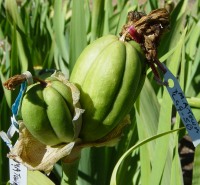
[163,65,200,147]
[0,71,33,185]
[0,71,33,146]
[12,82,26,118]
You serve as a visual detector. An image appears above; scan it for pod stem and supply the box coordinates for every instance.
[61,148,82,185]
[61,159,80,185]
[33,76,48,87]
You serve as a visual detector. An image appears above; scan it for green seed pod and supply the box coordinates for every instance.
[21,72,83,146]
[70,35,146,141]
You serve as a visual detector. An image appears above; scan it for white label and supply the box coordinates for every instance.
[9,159,27,185]
[164,66,200,147]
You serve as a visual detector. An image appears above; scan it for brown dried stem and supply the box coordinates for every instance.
[3,74,47,90]
[3,74,27,90]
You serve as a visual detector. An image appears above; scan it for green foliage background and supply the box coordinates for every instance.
[1,0,200,184]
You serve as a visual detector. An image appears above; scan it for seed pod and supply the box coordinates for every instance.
[70,35,146,141]
[21,72,83,146]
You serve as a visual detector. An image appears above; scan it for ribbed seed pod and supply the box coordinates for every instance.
[70,35,146,141]
[21,73,82,146]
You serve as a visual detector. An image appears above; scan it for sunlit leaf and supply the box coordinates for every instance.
[192,145,200,185]
[28,171,55,185]
[69,0,87,73]
[110,128,184,185]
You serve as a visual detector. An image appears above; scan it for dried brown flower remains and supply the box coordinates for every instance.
[120,8,170,84]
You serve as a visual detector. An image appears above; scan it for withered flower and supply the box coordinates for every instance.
[120,8,170,84]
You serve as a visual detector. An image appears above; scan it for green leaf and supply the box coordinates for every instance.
[90,0,105,41]
[103,0,114,35]
[115,3,129,36]
[5,0,24,32]
[158,0,188,58]
[110,128,184,185]
[0,97,11,184]
[116,109,140,185]
[53,1,69,64]
[135,78,160,185]
[146,0,158,10]
[28,171,55,185]
[69,0,87,73]
[77,148,94,185]
[185,19,200,94]
[10,24,19,75]
[192,145,200,185]
[170,140,184,185]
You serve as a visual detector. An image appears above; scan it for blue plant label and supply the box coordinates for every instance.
[164,66,200,147]
[9,159,27,185]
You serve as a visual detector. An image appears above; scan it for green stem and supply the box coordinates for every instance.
[61,149,81,185]
[61,158,80,185]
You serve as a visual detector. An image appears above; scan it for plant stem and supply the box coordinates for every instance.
[61,148,81,185]
[61,158,80,185]
[33,76,48,87]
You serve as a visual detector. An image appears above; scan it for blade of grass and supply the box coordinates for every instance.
[69,0,87,73]
[170,148,184,185]
[116,0,129,12]
[168,29,187,184]
[44,16,55,69]
[136,79,160,137]
[115,2,129,36]
[129,0,139,8]
[78,148,94,185]
[158,0,188,57]
[110,128,184,185]
[90,147,115,185]
[84,0,91,34]
[53,1,68,64]
[5,0,34,73]
[0,38,12,107]
[170,118,184,185]
[146,0,158,11]
[90,0,105,41]
[17,31,34,72]
[192,145,200,185]
[28,170,55,185]
[10,24,19,75]
[116,109,139,159]
[169,36,186,185]
[109,12,121,34]
[5,0,24,32]
[185,19,200,94]
[0,97,11,184]
[135,78,160,185]
[136,119,151,185]
[103,0,114,35]
[116,109,140,185]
